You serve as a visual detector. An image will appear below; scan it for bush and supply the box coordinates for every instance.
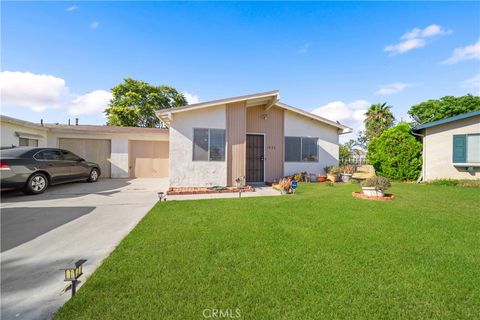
[327,166,341,174]
[361,176,391,191]
[428,179,480,188]
[367,123,422,180]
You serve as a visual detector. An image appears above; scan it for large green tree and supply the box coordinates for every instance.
[340,139,358,159]
[364,103,395,141]
[367,123,422,180]
[105,78,187,127]
[408,94,480,124]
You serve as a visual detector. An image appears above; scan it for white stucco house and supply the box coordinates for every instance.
[412,110,480,181]
[157,90,351,187]
[1,90,351,186]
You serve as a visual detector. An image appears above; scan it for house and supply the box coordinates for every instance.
[412,110,480,181]
[1,90,350,186]
[0,115,169,178]
[157,90,351,187]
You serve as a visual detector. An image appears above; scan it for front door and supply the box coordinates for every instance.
[246,134,265,183]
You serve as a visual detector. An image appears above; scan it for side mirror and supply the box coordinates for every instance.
[78,158,85,162]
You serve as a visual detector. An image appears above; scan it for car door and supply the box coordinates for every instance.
[34,149,69,184]
[60,150,89,180]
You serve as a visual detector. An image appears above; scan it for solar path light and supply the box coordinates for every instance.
[62,259,86,297]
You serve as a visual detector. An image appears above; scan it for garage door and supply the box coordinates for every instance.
[58,138,111,178]
[129,140,169,178]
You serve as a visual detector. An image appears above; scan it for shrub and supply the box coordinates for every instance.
[278,178,292,191]
[341,165,356,174]
[327,166,341,174]
[367,123,422,180]
[361,176,391,191]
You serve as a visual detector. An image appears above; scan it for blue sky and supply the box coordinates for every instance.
[1,1,479,141]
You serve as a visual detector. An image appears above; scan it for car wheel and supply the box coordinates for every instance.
[23,173,49,195]
[87,168,100,182]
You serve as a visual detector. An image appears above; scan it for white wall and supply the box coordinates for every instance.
[48,130,169,178]
[169,105,227,187]
[1,121,48,148]
[424,116,480,181]
[283,110,340,176]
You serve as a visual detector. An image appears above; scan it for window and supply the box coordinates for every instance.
[193,128,225,161]
[19,137,38,147]
[467,135,480,163]
[61,150,82,161]
[285,136,318,162]
[285,137,301,162]
[453,134,480,163]
[35,150,63,161]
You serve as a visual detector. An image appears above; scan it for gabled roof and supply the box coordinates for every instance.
[156,90,351,133]
[413,110,480,131]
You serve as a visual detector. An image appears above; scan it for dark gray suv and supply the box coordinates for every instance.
[0,147,101,195]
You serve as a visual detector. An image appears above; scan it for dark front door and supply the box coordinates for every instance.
[246,134,264,182]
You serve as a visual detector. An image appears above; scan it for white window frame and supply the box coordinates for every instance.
[192,128,226,162]
[284,136,319,163]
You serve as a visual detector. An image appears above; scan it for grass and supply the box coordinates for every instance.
[427,178,480,188]
[55,183,479,319]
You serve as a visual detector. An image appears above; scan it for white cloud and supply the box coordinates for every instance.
[442,38,480,65]
[68,90,112,116]
[183,92,199,104]
[310,100,370,140]
[461,74,480,95]
[0,71,68,112]
[66,5,78,12]
[376,82,411,96]
[298,43,311,54]
[90,21,99,29]
[385,24,451,55]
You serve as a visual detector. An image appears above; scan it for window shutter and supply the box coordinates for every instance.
[452,135,467,163]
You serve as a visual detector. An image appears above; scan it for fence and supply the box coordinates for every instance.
[340,156,369,166]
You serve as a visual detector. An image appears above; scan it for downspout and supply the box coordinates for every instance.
[410,129,425,183]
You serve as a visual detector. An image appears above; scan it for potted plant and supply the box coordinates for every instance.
[317,174,327,182]
[278,178,292,194]
[361,176,391,197]
[326,166,340,182]
[340,165,356,182]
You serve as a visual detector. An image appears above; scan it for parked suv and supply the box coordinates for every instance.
[0,147,101,195]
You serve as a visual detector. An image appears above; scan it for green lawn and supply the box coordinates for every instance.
[55,183,479,319]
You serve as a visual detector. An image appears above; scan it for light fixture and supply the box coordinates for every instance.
[261,114,268,120]
[62,259,87,296]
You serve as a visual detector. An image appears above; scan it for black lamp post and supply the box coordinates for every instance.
[63,259,87,297]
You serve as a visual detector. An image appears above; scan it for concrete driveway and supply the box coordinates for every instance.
[1,178,168,320]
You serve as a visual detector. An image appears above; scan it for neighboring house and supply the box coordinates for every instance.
[412,110,480,181]
[0,115,169,178]
[157,90,351,187]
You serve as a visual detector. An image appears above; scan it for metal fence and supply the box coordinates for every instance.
[340,157,369,166]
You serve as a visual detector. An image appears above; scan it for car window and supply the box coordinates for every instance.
[36,150,63,161]
[61,150,81,161]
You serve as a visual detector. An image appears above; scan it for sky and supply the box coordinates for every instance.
[1,1,479,142]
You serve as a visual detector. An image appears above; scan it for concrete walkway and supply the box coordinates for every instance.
[1,178,168,320]
[165,186,280,201]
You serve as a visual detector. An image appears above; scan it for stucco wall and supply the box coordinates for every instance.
[169,105,227,187]
[48,130,168,178]
[423,115,480,181]
[284,110,340,176]
[0,121,48,147]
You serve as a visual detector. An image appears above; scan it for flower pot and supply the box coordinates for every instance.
[318,176,327,182]
[327,174,338,182]
[362,187,385,197]
[341,173,352,182]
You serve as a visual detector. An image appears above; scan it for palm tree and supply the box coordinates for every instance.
[364,103,395,141]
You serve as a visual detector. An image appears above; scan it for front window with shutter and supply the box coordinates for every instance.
[452,134,480,163]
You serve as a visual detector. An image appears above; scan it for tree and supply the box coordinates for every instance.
[105,78,187,127]
[364,103,395,141]
[340,139,357,159]
[408,94,480,124]
[367,123,422,180]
